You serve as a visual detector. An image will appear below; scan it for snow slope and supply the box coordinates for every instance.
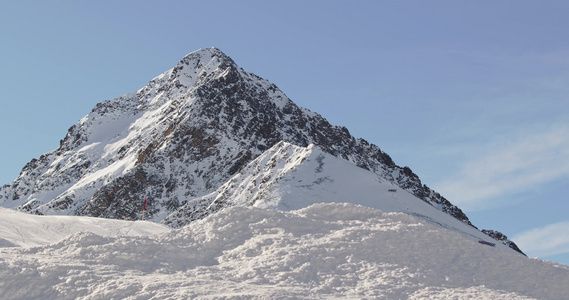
[0,208,169,248]
[164,142,518,254]
[1,204,567,299]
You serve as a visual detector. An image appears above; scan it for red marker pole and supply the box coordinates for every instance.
[142,197,147,220]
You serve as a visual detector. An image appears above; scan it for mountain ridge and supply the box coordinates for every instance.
[162,140,518,258]
[0,47,521,253]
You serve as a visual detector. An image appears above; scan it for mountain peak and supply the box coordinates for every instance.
[161,47,239,95]
[0,47,522,254]
[182,47,228,59]
[176,47,235,71]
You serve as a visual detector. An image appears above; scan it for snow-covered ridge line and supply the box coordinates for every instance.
[0,207,169,248]
[164,141,517,256]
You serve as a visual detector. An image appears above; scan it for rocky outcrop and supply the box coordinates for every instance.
[482,229,526,255]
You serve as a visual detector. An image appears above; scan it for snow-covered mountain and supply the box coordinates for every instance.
[0,47,520,252]
[1,205,567,299]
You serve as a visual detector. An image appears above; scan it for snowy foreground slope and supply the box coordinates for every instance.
[0,208,169,248]
[1,204,567,300]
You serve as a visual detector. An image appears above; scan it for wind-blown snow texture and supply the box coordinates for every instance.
[0,47,521,250]
[1,205,567,299]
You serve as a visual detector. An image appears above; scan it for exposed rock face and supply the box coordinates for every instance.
[0,47,519,251]
[482,229,526,256]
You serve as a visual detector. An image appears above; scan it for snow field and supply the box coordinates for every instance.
[2,204,567,299]
[0,208,170,248]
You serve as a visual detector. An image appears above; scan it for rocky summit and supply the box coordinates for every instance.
[0,47,522,253]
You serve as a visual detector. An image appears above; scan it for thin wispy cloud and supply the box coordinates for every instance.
[434,125,569,211]
[512,221,569,258]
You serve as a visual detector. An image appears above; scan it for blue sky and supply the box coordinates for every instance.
[1,1,568,265]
